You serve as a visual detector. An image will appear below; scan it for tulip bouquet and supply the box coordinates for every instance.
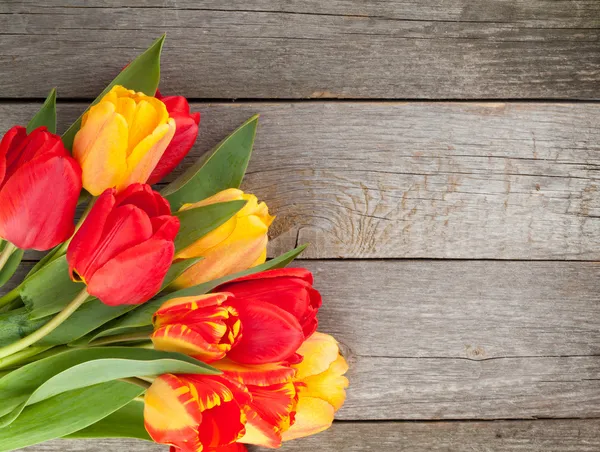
[0,36,348,452]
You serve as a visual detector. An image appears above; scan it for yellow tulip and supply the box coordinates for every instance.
[73,85,176,195]
[282,332,349,441]
[173,188,275,288]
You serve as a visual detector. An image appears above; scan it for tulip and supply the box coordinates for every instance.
[147,91,200,185]
[67,183,179,306]
[144,373,251,452]
[72,85,176,195]
[216,268,322,338]
[214,359,299,449]
[282,332,349,441]
[151,292,304,365]
[173,189,274,289]
[151,293,242,362]
[0,126,81,251]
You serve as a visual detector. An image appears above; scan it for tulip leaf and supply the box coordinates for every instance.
[0,242,24,289]
[64,399,152,441]
[61,35,165,150]
[21,255,90,320]
[0,308,47,347]
[89,244,308,340]
[0,347,217,427]
[0,381,143,452]
[26,88,57,134]
[162,115,259,210]
[174,200,247,252]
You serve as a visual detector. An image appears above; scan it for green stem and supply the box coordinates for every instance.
[0,288,88,360]
[88,332,152,347]
[120,377,152,389]
[0,285,21,311]
[0,242,16,272]
[0,345,52,370]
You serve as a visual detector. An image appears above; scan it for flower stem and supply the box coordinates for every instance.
[0,345,52,370]
[0,242,16,272]
[0,288,88,360]
[0,285,21,311]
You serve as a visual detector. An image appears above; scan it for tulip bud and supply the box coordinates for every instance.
[282,332,349,441]
[147,92,200,185]
[144,373,250,452]
[173,189,275,289]
[67,183,179,306]
[73,85,176,195]
[0,126,81,250]
[151,293,242,362]
[217,268,322,338]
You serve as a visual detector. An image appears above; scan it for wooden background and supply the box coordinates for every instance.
[1,0,599,450]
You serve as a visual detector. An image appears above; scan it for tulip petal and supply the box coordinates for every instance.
[67,189,116,280]
[239,407,282,448]
[81,204,154,279]
[156,293,231,316]
[152,323,230,362]
[293,332,341,380]
[0,154,81,250]
[281,397,334,441]
[197,401,247,448]
[0,126,27,185]
[87,237,174,305]
[226,300,304,365]
[299,354,349,411]
[144,374,203,450]
[219,268,314,286]
[212,360,296,386]
[73,102,129,196]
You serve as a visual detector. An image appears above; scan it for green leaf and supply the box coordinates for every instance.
[61,35,165,150]
[0,243,24,289]
[90,244,308,340]
[64,399,151,441]
[162,115,259,210]
[0,381,143,451]
[174,200,247,252]
[0,347,217,425]
[0,308,47,347]
[26,88,57,134]
[21,255,89,320]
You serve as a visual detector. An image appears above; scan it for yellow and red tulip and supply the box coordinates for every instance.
[72,85,176,195]
[173,189,275,288]
[151,293,242,362]
[144,373,251,452]
[216,268,322,338]
[0,126,81,250]
[67,183,179,306]
[147,91,200,185]
[282,332,349,441]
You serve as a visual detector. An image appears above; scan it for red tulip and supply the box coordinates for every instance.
[67,183,179,306]
[217,268,322,338]
[147,91,200,185]
[0,126,81,250]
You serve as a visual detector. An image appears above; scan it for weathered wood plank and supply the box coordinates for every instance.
[22,419,600,451]
[0,1,598,99]
[4,260,600,419]
[3,102,600,260]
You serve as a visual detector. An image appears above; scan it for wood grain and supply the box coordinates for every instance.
[4,260,600,420]
[0,1,598,99]
[22,419,600,451]
[3,101,600,260]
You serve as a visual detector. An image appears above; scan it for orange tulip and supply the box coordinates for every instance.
[151,293,241,362]
[282,332,349,441]
[173,189,274,288]
[144,373,250,452]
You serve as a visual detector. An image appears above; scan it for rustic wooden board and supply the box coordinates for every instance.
[4,260,599,420]
[2,102,600,260]
[0,1,599,99]
[23,419,600,451]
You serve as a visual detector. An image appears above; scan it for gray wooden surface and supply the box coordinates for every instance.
[0,1,599,99]
[3,0,600,451]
